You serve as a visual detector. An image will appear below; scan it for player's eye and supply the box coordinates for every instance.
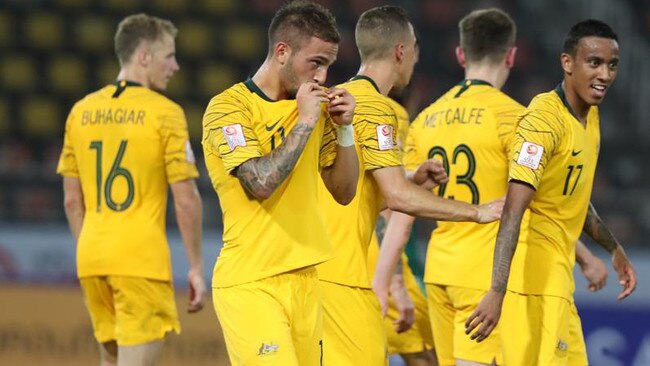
[608,61,618,71]
[588,59,600,67]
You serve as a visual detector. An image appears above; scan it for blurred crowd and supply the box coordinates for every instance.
[1,0,648,246]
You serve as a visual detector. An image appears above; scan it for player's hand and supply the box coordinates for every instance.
[296,82,329,128]
[579,253,608,292]
[390,274,415,333]
[465,289,504,342]
[326,87,355,126]
[412,158,448,190]
[373,282,390,318]
[476,197,505,224]
[187,268,206,313]
[611,245,637,300]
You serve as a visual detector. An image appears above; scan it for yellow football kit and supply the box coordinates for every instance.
[504,84,600,365]
[203,78,337,366]
[406,80,526,364]
[317,76,402,366]
[57,81,198,345]
[367,99,434,356]
[57,81,199,281]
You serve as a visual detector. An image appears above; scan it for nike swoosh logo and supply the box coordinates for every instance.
[265,118,282,131]
[571,150,582,156]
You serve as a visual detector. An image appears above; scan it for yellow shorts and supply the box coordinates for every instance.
[568,301,588,366]
[212,267,322,366]
[384,260,434,355]
[426,284,502,365]
[500,291,575,366]
[79,276,180,346]
[320,280,388,366]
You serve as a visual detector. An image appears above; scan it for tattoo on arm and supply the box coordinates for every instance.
[235,123,314,198]
[491,213,523,293]
[583,202,619,253]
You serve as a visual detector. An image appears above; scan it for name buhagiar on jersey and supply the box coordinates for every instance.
[405,80,528,291]
[202,79,338,288]
[57,81,198,281]
[317,75,402,288]
[507,84,600,300]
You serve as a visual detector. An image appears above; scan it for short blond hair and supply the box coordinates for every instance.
[114,13,177,66]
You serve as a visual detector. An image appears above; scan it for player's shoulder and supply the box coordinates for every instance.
[481,88,526,118]
[517,89,568,132]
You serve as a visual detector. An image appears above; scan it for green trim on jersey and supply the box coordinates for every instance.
[350,75,381,94]
[553,82,580,121]
[453,79,493,98]
[244,78,275,102]
[112,80,142,98]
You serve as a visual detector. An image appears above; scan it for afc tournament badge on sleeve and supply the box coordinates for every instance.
[222,124,246,150]
[376,124,394,151]
[517,141,544,169]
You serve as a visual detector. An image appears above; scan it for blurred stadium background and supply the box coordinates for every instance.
[0,0,648,365]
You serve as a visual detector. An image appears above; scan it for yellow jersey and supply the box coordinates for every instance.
[317,76,402,288]
[203,79,338,288]
[405,80,527,290]
[508,85,600,300]
[386,98,410,152]
[57,81,199,281]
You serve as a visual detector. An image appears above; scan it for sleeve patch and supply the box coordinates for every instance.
[516,142,544,169]
[376,124,394,151]
[222,123,247,150]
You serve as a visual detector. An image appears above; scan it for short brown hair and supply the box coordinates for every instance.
[459,8,516,64]
[355,6,412,62]
[267,1,340,55]
[114,13,177,66]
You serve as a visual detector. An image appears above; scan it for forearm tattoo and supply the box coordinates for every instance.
[583,202,619,253]
[491,213,522,293]
[236,123,314,198]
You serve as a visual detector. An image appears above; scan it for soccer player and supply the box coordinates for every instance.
[367,97,437,366]
[57,14,205,366]
[316,6,503,366]
[201,2,359,365]
[466,20,637,365]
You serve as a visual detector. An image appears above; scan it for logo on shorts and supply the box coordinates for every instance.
[257,342,279,356]
[555,339,568,357]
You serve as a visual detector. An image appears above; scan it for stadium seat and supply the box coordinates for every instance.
[183,103,205,141]
[24,13,64,50]
[0,11,13,49]
[49,55,87,95]
[177,21,211,58]
[200,0,237,16]
[75,16,113,54]
[0,99,8,135]
[105,0,142,12]
[21,97,61,138]
[224,23,265,60]
[2,54,38,92]
[56,0,88,9]
[198,62,237,100]
[151,0,187,14]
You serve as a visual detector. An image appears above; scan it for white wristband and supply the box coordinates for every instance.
[335,124,355,147]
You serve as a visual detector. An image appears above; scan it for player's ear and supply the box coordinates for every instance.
[274,42,291,65]
[455,47,466,68]
[395,43,405,63]
[560,52,573,75]
[505,47,517,69]
[136,44,151,67]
